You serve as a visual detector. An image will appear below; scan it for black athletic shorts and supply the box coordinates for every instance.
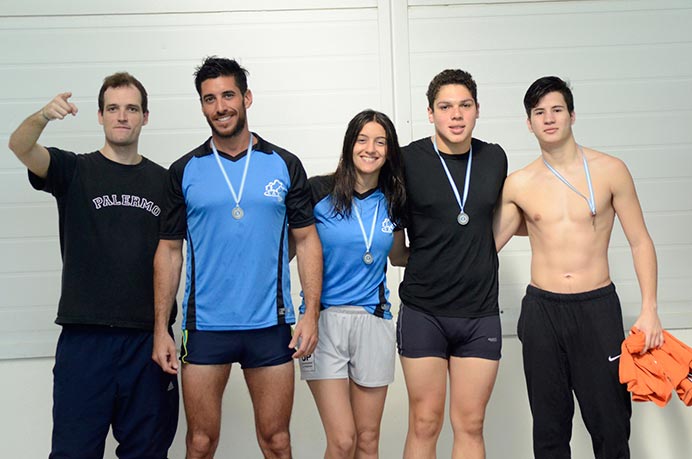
[181,324,294,368]
[397,304,501,360]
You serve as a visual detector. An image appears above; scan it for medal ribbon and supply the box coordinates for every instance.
[432,136,472,218]
[211,134,253,211]
[353,198,379,257]
[543,145,596,216]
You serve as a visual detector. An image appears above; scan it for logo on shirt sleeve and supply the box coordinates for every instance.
[381,217,394,234]
[264,179,288,202]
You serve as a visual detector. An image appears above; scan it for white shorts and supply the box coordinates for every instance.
[299,306,396,387]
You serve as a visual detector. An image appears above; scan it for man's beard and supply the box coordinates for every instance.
[207,109,246,139]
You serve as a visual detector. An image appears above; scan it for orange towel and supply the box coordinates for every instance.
[619,328,692,407]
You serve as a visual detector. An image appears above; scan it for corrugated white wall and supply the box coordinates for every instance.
[402,0,692,332]
[1,1,690,457]
[0,0,396,358]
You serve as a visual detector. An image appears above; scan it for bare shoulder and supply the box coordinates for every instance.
[509,157,542,183]
[583,146,632,188]
[583,146,628,173]
[503,157,541,199]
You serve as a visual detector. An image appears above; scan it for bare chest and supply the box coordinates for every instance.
[518,174,613,229]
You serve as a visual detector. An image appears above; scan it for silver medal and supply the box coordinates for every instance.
[353,200,379,267]
[363,252,374,265]
[457,212,469,226]
[433,136,474,229]
[211,135,254,222]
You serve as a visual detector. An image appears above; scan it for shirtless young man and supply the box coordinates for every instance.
[494,76,664,459]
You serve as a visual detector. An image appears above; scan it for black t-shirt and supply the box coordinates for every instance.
[399,137,507,318]
[29,148,174,330]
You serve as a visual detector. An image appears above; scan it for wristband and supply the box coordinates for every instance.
[40,109,50,122]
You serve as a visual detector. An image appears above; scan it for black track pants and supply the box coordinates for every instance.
[517,284,631,459]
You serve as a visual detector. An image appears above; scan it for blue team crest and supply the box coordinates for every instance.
[381,217,394,233]
[264,179,287,202]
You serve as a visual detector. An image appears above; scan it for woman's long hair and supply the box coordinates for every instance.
[331,109,406,226]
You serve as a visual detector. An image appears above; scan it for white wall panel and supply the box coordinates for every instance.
[2,1,692,458]
[0,3,392,359]
[2,0,690,350]
[406,0,692,337]
[0,239,61,273]
[0,205,57,239]
[1,0,378,16]
[0,272,61,306]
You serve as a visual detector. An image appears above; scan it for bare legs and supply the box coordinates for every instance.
[401,357,499,459]
[308,379,388,459]
[182,361,295,459]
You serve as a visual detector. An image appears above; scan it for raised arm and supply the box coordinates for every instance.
[8,92,78,178]
[611,158,663,352]
[289,224,323,358]
[152,238,184,374]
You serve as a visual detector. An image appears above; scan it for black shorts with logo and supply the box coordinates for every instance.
[397,303,501,360]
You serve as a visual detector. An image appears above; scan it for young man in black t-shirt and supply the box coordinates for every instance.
[397,69,507,459]
[8,73,178,459]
